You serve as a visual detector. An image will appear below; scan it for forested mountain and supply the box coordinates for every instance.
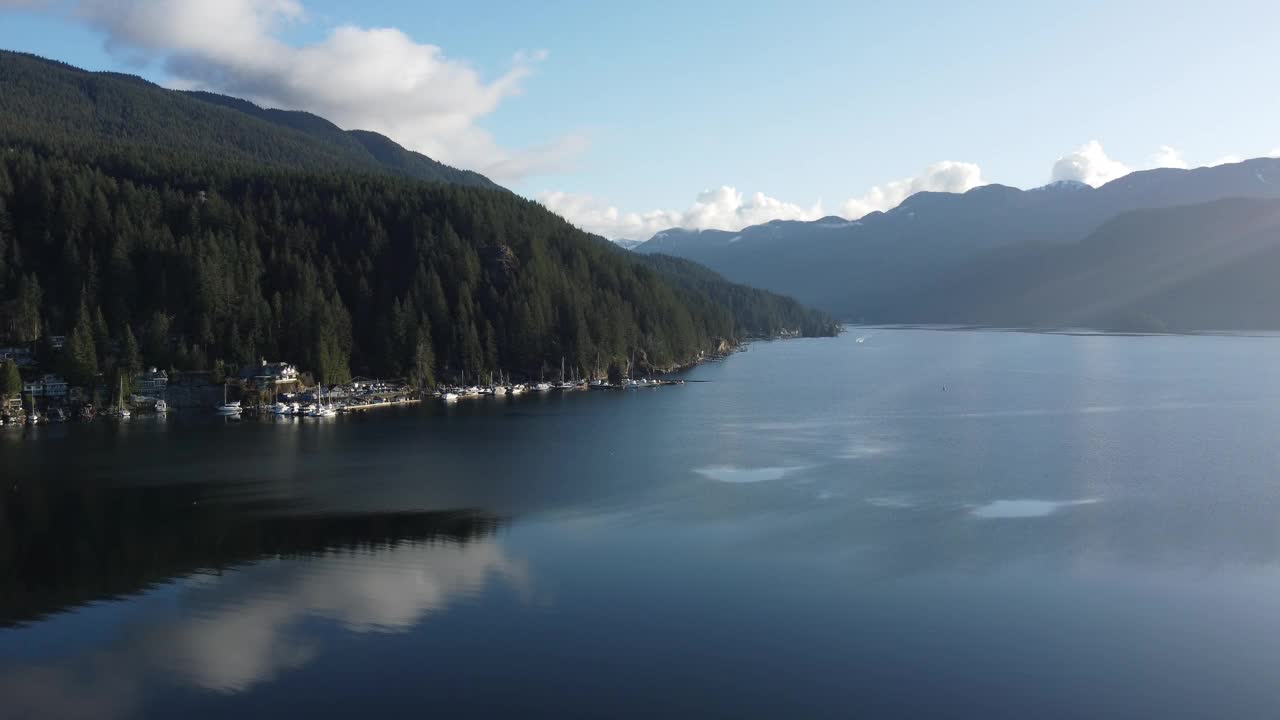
[635,160,1280,325]
[0,50,500,190]
[0,52,835,387]
[898,197,1280,331]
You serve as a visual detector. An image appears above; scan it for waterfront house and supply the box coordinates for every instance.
[24,374,69,398]
[137,367,169,396]
[47,335,67,350]
[243,360,299,385]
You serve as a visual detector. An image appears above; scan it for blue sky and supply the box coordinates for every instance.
[1,0,1277,238]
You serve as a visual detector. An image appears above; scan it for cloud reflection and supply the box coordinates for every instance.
[0,538,527,715]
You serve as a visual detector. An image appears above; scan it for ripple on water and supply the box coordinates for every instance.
[693,466,806,484]
[970,498,1101,519]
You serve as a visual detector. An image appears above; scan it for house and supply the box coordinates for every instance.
[243,360,299,385]
[41,375,68,398]
[0,346,35,368]
[24,374,68,398]
[137,367,169,396]
[47,335,67,350]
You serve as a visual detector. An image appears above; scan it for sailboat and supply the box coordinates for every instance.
[216,382,242,415]
[116,371,131,417]
[307,384,337,417]
[591,351,609,389]
[24,391,39,425]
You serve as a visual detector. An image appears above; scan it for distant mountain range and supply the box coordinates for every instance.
[634,159,1280,330]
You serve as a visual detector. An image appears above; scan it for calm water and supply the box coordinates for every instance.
[6,328,1280,718]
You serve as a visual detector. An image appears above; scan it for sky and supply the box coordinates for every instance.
[1,0,1278,240]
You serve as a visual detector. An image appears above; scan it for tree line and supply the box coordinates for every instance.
[0,147,834,390]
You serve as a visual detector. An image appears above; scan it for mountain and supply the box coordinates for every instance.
[0,51,835,387]
[635,160,1280,325]
[900,196,1280,331]
[0,50,501,190]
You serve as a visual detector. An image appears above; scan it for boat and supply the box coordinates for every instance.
[114,377,132,418]
[215,383,242,415]
[268,401,290,415]
[307,384,337,417]
[441,392,459,402]
[154,399,168,413]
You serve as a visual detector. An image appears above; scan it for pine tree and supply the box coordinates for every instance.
[1,358,20,400]
[62,300,98,387]
[15,274,41,343]
[121,325,141,375]
[411,336,435,389]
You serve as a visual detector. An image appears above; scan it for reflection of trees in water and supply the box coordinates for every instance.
[0,516,528,720]
[0,479,506,627]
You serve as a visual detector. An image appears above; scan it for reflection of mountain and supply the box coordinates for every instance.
[0,479,506,627]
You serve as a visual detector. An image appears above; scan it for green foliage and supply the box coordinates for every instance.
[121,324,141,375]
[61,300,98,387]
[13,274,41,343]
[0,50,835,381]
[1,359,20,399]
[411,337,436,389]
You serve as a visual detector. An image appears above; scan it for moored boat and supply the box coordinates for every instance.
[215,383,242,415]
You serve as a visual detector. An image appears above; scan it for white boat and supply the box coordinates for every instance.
[154,399,168,413]
[442,392,459,402]
[534,382,552,392]
[510,384,526,395]
[307,385,337,417]
[215,383,242,415]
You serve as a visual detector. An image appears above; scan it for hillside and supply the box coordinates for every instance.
[0,52,836,387]
[635,160,1280,324]
[899,197,1280,331]
[0,50,500,190]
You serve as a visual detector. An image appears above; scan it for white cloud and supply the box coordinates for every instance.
[838,161,986,219]
[1051,140,1133,187]
[1270,148,1280,158]
[542,161,985,240]
[1210,154,1243,166]
[539,186,824,240]
[1148,145,1189,170]
[29,0,578,182]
